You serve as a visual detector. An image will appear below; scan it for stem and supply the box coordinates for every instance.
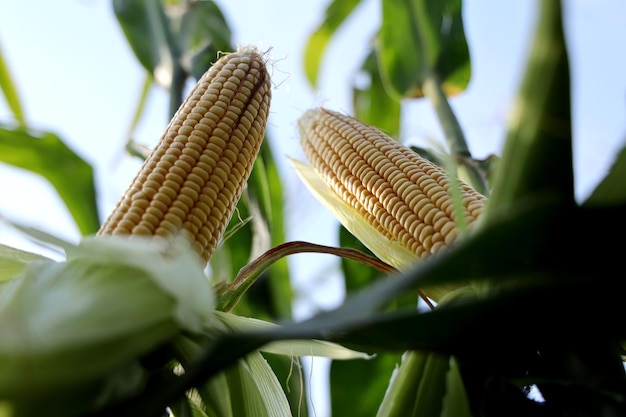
[421,72,489,195]
[216,241,397,312]
[168,64,187,119]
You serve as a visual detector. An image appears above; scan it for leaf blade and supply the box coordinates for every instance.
[377,0,470,99]
[303,0,363,87]
[0,126,100,235]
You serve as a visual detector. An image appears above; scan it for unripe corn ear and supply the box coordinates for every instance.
[98,46,272,265]
[296,108,485,263]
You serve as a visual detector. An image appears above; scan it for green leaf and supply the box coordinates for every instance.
[330,352,402,417]
[303,0,363,87]
[113,0,176,87]
[0,126,100,236]
[582,141,626,207]
[173,0,233,80]
[353,49,401,139]
[487,0,573,215]
[0,43,26,128]
[377,0,471,99]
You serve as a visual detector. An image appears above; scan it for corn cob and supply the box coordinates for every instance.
[98,47,272,265]
[298,108,485,259]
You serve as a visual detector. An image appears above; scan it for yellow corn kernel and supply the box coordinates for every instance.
[298,108,485,259]
[98,47,272,265]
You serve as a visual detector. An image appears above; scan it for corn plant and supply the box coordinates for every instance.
[0,0,625,416]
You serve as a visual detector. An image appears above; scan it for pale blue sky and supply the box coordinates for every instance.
[1,1,625,414]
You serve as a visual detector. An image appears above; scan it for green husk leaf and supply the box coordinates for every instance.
[0,244,51,282]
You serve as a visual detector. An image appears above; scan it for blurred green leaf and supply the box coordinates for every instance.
[173,0,233,80]
[487,0,573,215]
[0,43,26,128]
[0,244,51,281]
[377,0,470,99]
[353,49,401,139]
[113,0,234,116]
[304,0,363,87]
[113,0,176,86]
[331,352,401,417]
[0,126,100,235]
[317,275,625,354]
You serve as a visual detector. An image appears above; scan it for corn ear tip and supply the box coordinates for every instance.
[297,108,321,143]
[214,44,273,69]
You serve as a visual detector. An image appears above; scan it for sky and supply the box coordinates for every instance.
[1,0,626,415]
